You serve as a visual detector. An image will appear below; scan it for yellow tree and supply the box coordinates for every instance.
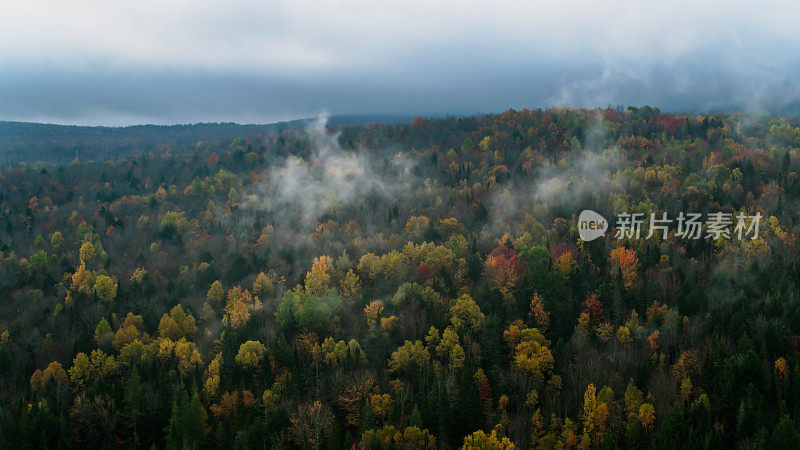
[450,294,485,332]
[224,286,259,328]
[235,340,267,368]
[305,256,334,296]
[263,387,280,413]
[30,361,68,394]
[252,272,272,298]
[388,340,431,373]
[380,251,410,282]
[113,312,143,349]
[203,353,222,399]
[462,428,516,449]
[638,403,656,430]
[509,327,554,382]
[173,338,202,376]
[369,394,394,422]
[70,262,92,296]
[225,296,250,328]
[435,327,465,370]
[405,216,430,239]
[207,280,225,304]
[94,275,117,304]
[357,253,382,280]
[361,425,436,449]
[68,352,93,387]
[158,304,197,340]
[339,269,361,299]
[364,300,384,328]
[79,241,95,264]
[529,293,550,333]
[582,383,611,445]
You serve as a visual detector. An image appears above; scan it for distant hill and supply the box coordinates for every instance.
[0,114,417,164]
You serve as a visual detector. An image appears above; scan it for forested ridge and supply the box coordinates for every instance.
[0,115,416,164]
[2,106,800,448]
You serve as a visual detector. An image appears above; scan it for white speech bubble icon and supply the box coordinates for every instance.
[578,210,608,241]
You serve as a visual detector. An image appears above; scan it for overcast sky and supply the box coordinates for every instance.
[2,0,800,125]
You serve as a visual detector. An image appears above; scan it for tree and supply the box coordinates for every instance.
[79,241,95,263]
[124,366,144,444]
[388,341,430,373]
[623,381,643,415]
[581,384,610,445]
[772,415,800,449]
[173,338,202,375]
[113,313,143,349]
[71,261,92,296]
[94,275,117,304]
[380,251,410,282]
[203,353,222,400]
[305,255,333,296]
[506,326,554,382]
[369,394,394,421]
[435,327,465,370]
[339,269,361,299]
[450,293,485,332]
[617,326,632,344]
[529,293,550,333]
[50,231,63,249]
[223,286,259,328]
[364,300,384,328]
[158,305,197,340]
[207,280,225,303]
[361,425,436,449]
[252,272,272,297]
[93,318,113,346]
[484,244,524,306]
[357,253,382,280]
[165,388,206,450]
[583,293,604,324]
[462,428,516,449]
[638,403,655,430]
[235,340,266,369]
[405,216,430,239]
[288,401,335,448]
[30,361,67,394]
[554,251,577,279]
[608,247,639,291]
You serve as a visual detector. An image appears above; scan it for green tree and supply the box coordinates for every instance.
[165,388,206,450]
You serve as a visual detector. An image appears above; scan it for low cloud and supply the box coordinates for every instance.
[2,1,800,124]
[242,114,413,236]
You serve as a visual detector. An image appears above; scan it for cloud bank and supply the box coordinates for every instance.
[2,0,800,124]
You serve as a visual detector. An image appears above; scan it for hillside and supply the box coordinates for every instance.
[2,107,800,448]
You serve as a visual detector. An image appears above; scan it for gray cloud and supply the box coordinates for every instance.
[1,1,799,125]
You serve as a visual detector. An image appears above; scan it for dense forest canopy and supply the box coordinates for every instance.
[2,106,800,448]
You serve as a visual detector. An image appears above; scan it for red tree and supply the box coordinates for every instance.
[583,293,604,323]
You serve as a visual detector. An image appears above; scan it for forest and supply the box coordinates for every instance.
[0,115,414,164]
[2,106,800,449]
